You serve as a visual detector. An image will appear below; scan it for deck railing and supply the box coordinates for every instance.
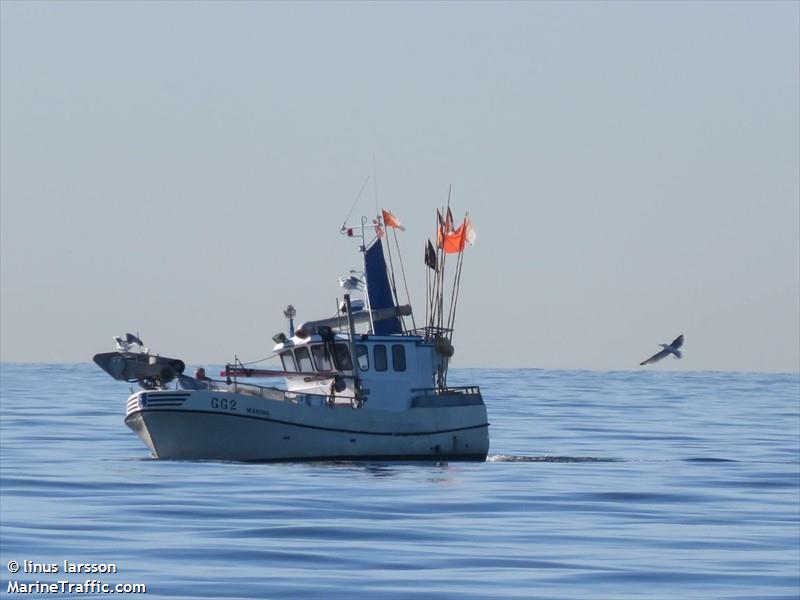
[407,326,454,339]
[206,377,362,407]
[410,385,481,396]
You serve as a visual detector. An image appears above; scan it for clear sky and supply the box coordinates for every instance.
[1,1,798,372]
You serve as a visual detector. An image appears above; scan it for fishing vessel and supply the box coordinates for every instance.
[94,207,488,461]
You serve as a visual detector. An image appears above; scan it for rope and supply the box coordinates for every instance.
[238,352,281,366]
[382,218,404,330]
[393,227,416,331]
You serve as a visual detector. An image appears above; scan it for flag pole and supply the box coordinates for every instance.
[439,186,452,332]
[430,209,444,332]
[448,212,469,340]
[442,214,467,385]
[380,214,404,332]
[425,241,430,336]
[446,214,467,334]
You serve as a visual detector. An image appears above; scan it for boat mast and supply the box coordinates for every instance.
[359,215,375,334]
[343,293,362,403]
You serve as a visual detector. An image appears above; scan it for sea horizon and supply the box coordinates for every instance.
[1,361,798,377]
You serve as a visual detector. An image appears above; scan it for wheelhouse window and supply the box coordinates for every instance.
[311,344,333,371]
[356,344,369,371]
[294,347,313,373]
[280,350,297,372]
[373,344,387,372]
[392,344,406,371]
[333,343,353,370]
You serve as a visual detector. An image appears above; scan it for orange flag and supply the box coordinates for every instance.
[442,223,466,254]
[382,209,406,231]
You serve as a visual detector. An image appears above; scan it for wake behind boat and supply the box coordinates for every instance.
[94,206,488,461]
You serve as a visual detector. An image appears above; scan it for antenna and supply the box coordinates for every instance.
[340,176,370,232]
[283,305,296,337]
[372,154,379,218]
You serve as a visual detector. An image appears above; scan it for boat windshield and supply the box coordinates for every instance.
[280,350,297,372]
[294,347,313,372]
[311,344,333,371]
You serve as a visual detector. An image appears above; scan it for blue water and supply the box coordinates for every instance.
[1,365,798,599]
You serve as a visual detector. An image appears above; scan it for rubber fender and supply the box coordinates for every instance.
[434,337,455,357]
[333,375,347,393]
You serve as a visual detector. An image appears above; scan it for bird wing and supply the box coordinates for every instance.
[670,334,684,349]
[640,349,670,366]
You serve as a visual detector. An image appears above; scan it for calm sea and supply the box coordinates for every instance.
[1,364,798,599]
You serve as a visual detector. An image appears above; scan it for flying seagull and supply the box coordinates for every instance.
[639,334,684,366]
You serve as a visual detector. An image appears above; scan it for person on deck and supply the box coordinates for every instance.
[194,367,211,389]
[178,367,212,390]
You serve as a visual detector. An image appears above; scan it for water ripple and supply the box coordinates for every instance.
[1,364,798,599]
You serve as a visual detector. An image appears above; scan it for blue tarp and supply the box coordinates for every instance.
[364,239,402,335]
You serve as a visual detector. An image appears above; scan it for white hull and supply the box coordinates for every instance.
[124,389,489,461]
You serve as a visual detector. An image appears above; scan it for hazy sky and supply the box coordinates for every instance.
[1,1,798,372]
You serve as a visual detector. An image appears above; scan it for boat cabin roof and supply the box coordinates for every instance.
[270,331,431,380]
[273,332,424,352]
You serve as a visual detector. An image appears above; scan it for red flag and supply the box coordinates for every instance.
[442,223,466,254]
[382,209,406,231]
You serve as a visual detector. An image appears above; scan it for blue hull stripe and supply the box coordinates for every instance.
[126,408,489,437]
